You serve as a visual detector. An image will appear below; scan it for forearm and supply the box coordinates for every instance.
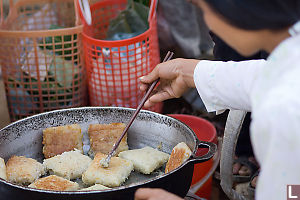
[194,59,266,112]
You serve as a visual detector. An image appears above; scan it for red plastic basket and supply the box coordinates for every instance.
[78,0,161,112]
[0,0,87,121]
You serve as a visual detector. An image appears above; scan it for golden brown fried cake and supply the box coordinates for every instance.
[165,142,192,173]
[82,152,133,187]
[28,175,79,191]
[88,123,128,156]
[43,149,92,180]
[42,124,83,158]
[0,157,6,180]
[80,184,111,191]
[6,156,45,185]
[118,146,170,174]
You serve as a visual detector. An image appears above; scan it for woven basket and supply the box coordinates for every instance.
[0,0,87,121]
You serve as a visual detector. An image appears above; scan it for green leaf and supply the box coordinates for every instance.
[132,0,149,25]
[133,0,150,7]
[49,57,78,88]
[107,11,133,34]
[106,1,149,39]
[39,25,78,61]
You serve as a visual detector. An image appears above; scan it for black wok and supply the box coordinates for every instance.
[0,107,216,200]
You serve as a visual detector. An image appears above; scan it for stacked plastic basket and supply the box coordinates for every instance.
[78,0,162,112]
[0,0,87,121]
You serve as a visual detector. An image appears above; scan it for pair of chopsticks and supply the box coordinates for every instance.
[100,51,174,167]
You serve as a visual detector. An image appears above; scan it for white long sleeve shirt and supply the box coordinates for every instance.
[194,34,300,200]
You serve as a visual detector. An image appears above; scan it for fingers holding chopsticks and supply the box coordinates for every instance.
[140,57,199,108]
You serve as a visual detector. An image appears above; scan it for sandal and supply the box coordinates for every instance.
[214,156,258,183]
[247,170,259,200]
[233,156,259,183]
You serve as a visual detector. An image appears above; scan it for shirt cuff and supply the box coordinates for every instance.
[194,60,227,113]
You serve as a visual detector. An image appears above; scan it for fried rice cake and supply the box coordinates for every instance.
[29,175,79,191]
[82,152,133,187]
[118,146,170,174]
[6,156,45,185]
[80,184,110,191]
[88,123,128,156]
[42,124,83,158]
[43,149,92,180]
[0,157,6,180]
[165,142,192,173]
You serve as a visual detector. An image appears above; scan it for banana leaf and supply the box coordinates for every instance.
[48,57,78,88]
[134,0,149,7]
[106,0,149,40]
[40,25,78,61]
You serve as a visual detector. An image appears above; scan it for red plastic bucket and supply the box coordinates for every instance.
[169,114,217,199]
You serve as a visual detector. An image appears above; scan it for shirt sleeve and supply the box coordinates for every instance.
[193,59,266,112]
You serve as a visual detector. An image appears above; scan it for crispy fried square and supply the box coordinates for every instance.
[88,123,128,156]
[118,146,170,174]
[43,149,92,180]
[42,124,83,158]
[82,152,133,187]
[29,175,79,191]
[165,142,192,173]
[6,156,45,185]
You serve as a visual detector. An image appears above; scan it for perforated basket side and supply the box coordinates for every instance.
[0,0,87,121]
[81,0,161,112]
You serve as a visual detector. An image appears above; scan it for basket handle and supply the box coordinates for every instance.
[0,0,13,25]
[74,0,80,26]
[75,0,156,26]
[76,0,91,25]
[148,0,157,23]
[1,0,81,27]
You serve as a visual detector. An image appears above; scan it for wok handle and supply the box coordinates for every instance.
[188,140,217,164]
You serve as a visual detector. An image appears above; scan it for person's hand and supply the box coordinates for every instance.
[134,188,184,200]
[140,58,199,108]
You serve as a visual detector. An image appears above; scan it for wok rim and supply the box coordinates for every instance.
[0,106,199,194]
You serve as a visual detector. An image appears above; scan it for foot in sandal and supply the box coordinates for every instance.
[214,155,259,182]
[232,156,259,183]
[247,170,260,199]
